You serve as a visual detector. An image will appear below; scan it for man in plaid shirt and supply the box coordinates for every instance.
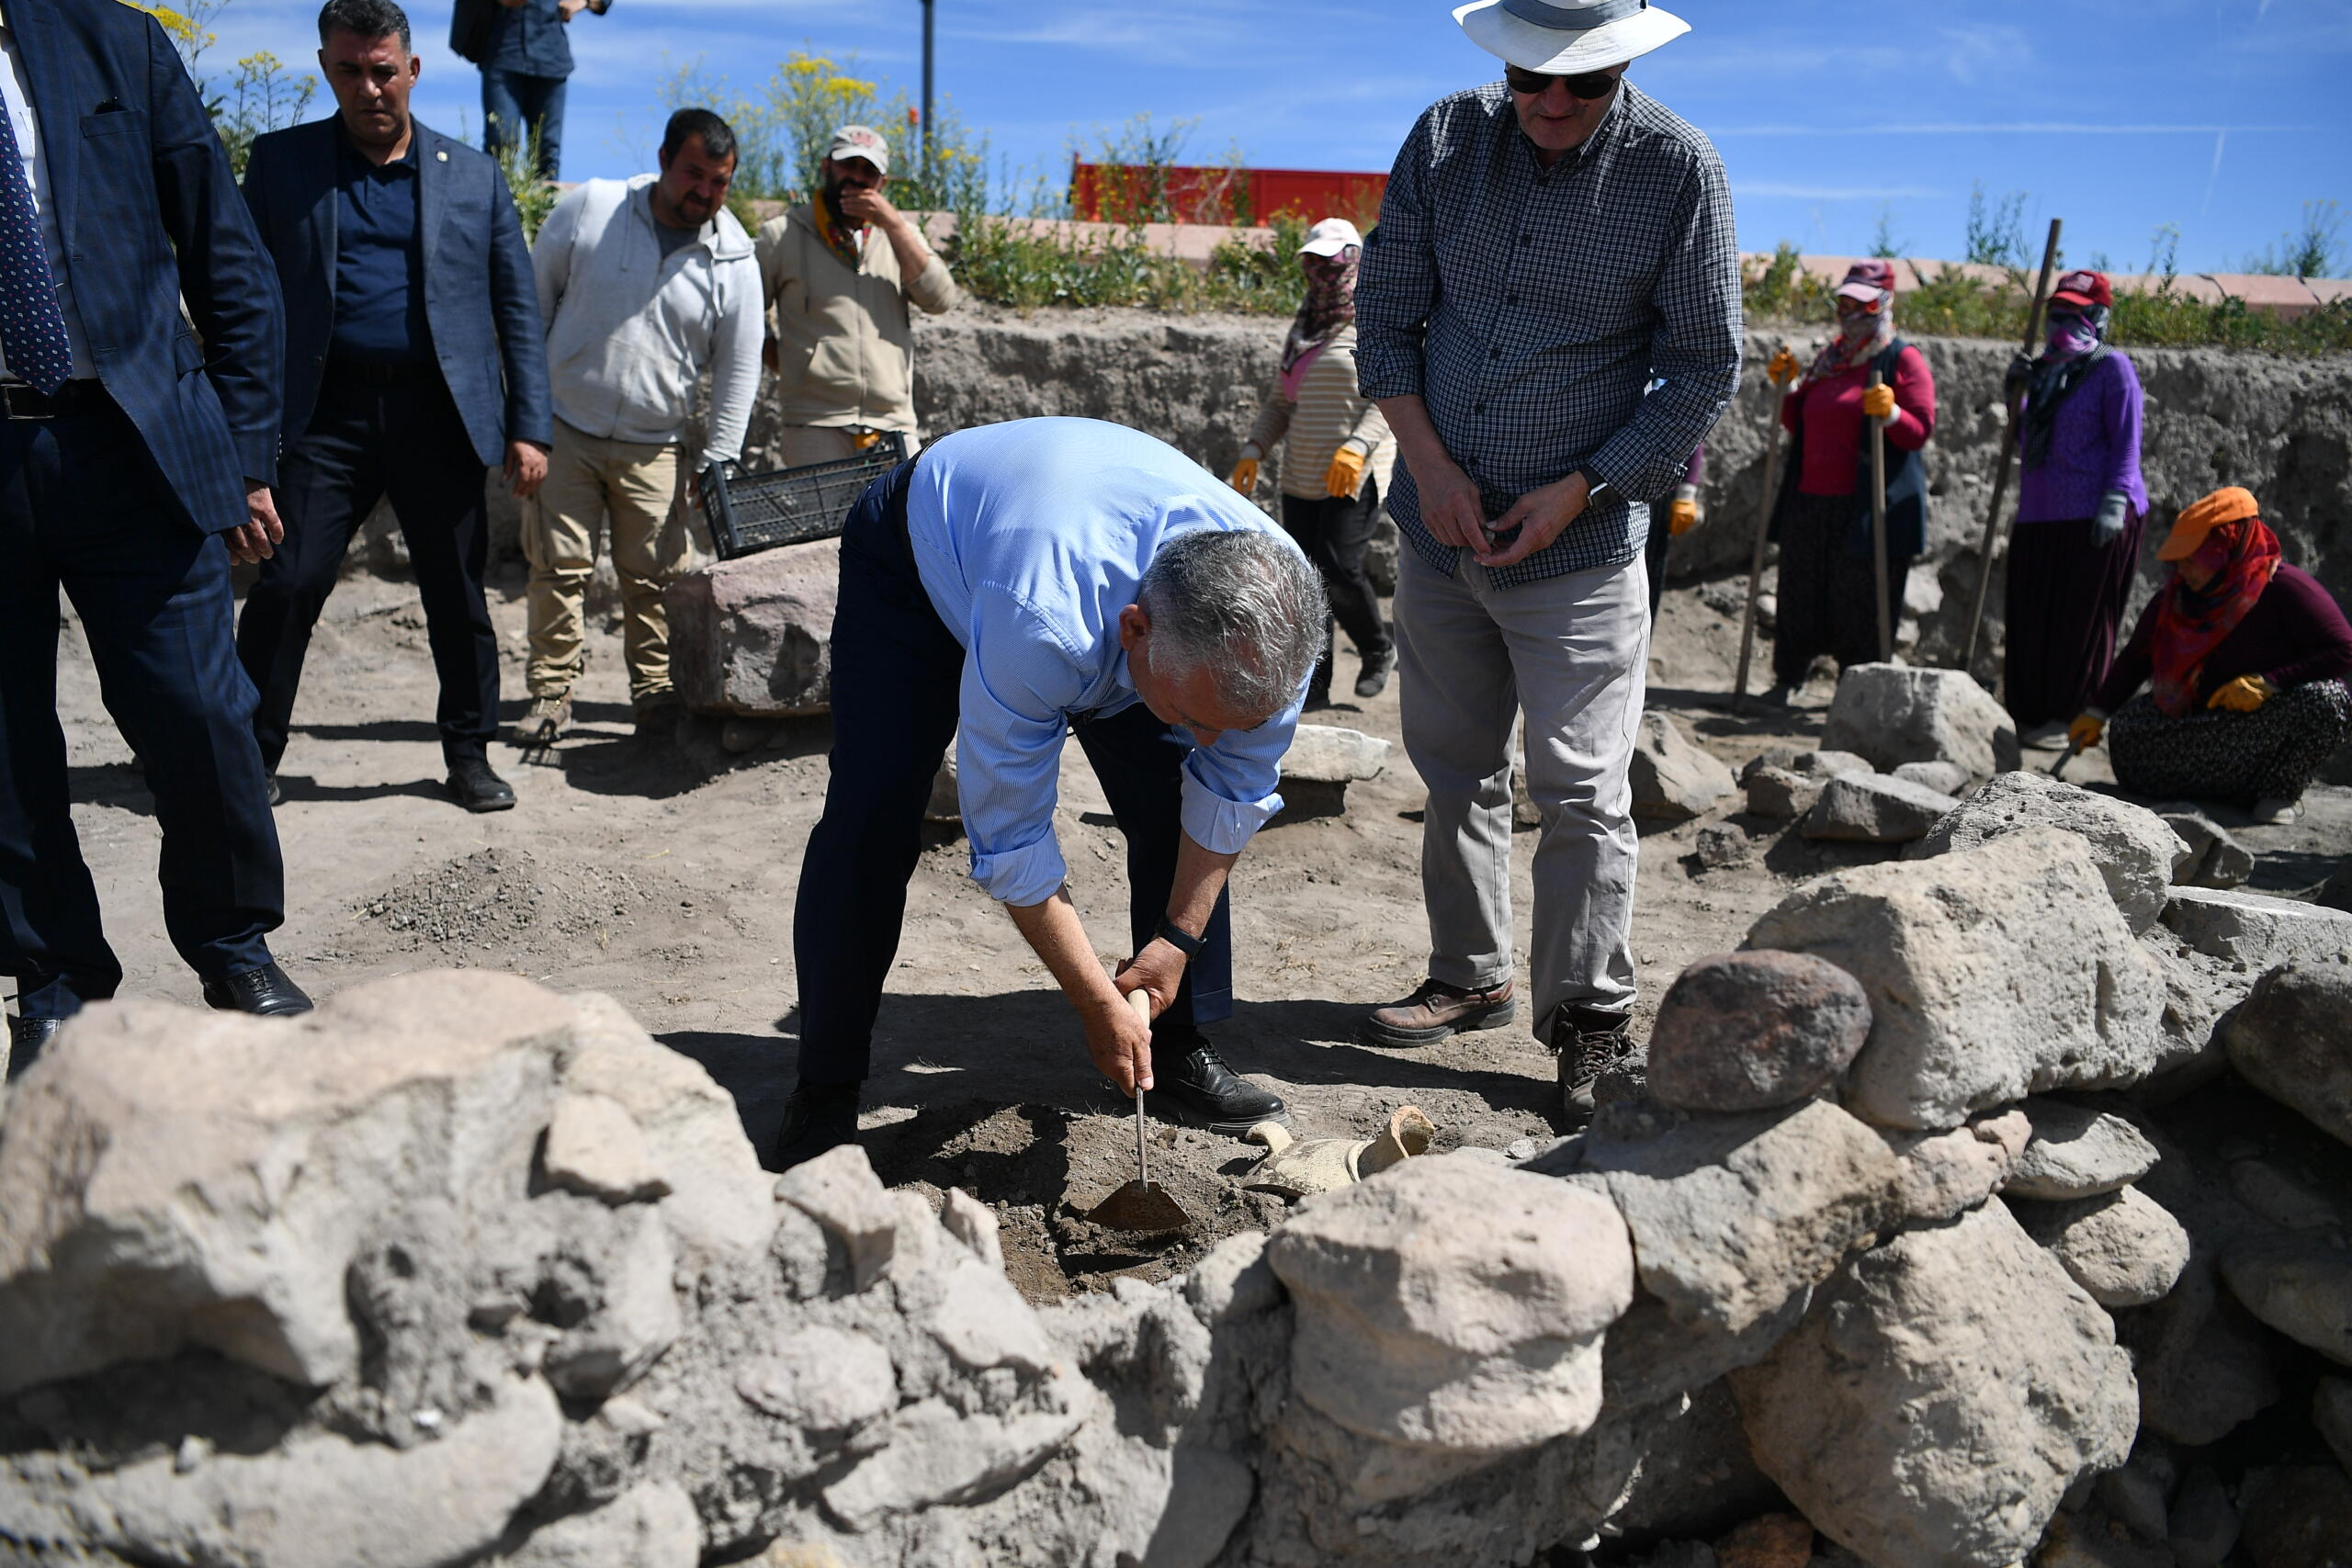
[1356,0,1741,1115]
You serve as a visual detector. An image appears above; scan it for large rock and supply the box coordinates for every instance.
[1881,1110,2031,1224]
[2222,964,2352,1148]
[1801,773,1960,843]
[1265,1156,1633,1453]
[665,539,840,717]
[2238,1465,2352,1568]
[2007,1097,2163,1200]
[1632,712,1736,822]
[2162,886,2352,969]
[1912,772,2189,932]
[1746,828,2176,1130]
[1744,766,1824,821]
[1892,759,1972,795]
[1646,951,1872,1113]
[1730,1201,2139,1568]
[1571,1098,1905,1336]
[1820,662,2022,781]
[2161,809,2255,890]
[2222,1232,2352,1366]
[1278,723,1390,817]
[2010,1186,2192,1308]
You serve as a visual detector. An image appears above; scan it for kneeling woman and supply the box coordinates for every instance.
[2071,487,2352,823]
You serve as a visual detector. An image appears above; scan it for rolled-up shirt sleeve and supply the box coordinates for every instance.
[1178,694,1299,853]
[956,589,1086,907]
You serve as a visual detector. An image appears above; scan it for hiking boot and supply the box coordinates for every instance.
[1361,977,1517,1047]
[1553,1005,1639,1122]
[773,1080,862,1171]
[1154,1026,1286,1134]
[513,693,571,747]
[1354,641,1396,699]
[633,692,684,739]
[447,756,517,813]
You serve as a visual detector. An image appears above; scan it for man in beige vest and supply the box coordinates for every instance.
[756,125,957,464]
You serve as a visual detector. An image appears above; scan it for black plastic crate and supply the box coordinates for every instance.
[699,433,909,559]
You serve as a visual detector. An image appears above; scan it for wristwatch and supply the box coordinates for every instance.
[1573,465,1611,504]
[1154,916,1204,959]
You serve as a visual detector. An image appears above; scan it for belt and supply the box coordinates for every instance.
[0,379,107,421]
[325,356,435,387]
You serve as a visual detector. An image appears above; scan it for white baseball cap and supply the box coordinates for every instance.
[826,124,890,175]
[1453,0,1690,74]
[1297,218,1363,257]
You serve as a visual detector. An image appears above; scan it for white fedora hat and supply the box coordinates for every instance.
[1453,0,1690,73]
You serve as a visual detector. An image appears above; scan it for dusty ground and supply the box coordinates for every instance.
[41,554,2352,1303]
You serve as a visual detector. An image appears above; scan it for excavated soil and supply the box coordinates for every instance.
[43,559,2352,1303]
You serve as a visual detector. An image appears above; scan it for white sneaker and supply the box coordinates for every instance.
[2019,722,2071,751]
[2251,796,2301,826]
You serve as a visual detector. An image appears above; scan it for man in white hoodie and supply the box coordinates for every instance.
[518,107,762,742]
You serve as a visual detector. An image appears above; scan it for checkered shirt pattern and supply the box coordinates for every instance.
[1357,82,1744,587]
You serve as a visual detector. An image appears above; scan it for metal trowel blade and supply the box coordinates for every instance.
[1085,1179,1192,1234]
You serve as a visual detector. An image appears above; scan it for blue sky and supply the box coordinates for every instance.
[199,0,2351,274]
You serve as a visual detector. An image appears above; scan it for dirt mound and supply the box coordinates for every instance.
[343,845,732,969]
[863,1100,1292,1303]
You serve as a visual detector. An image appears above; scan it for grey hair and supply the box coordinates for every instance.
[1138,529,1328,718]
[318,0,411,51]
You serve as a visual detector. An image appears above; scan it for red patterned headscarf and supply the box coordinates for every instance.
[2148,517,2282,716]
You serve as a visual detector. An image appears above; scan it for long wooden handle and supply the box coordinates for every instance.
[1958,217,2065,673]
[1732,366,1789,712]
[1868,370,1893,664]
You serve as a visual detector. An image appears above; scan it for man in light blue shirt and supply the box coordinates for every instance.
[781,418,1328,1170]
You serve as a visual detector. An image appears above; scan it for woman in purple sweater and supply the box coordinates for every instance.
[2007,270,2149,749]
[2068,487,2352,823]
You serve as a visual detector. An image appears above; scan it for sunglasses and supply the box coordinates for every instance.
[1503,64,1622,99]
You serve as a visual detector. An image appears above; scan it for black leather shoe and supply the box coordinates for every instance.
[266,773,283,807]
[201,962,314,1017]
[1154,1027,1286,1134]
[1355,642,1397,699]
[6,1015,65,1081]
[773,1080,862,1171]
[447,756,517,812]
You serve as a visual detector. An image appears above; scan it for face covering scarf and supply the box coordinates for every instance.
[2019,304,2112,471]
[814,181,866,271]
[2148,516,2281,717]
[1804,296,1895,386]
[1278,247,1360,400]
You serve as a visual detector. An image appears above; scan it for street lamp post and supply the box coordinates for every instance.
[921,0,935,179]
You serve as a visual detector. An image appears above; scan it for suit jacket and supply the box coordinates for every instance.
[241,116,551,467]
[6,0,283,534]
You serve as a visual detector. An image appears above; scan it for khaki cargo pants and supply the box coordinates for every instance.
[525,420,694,704]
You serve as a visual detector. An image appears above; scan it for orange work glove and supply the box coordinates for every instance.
[1667,482,1702,536]
[2206,674,2277,713]
[1860,383,1897,421]
[1228,446,1261,495]
[1766,347,1803,386]
[2067,713,2105,751]
[1324,441,1368,498]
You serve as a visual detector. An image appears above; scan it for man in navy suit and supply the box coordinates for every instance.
[1,0,312,1076]
[237,0,552,813]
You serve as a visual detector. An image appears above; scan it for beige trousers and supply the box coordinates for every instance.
[774,425,922,467]
[525,420,692,703]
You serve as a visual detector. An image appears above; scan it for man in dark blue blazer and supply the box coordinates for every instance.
[1,0,312,1076]
[237,0,552,813]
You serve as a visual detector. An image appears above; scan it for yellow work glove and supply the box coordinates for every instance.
[1860,383,1897,421]
[1766,347,1803,387]
[1228,446,1261,495]
[2067,714,2105,751]
[1668,482,1702,536]
[1324,442,1367,498]
[2206,673,2277,713]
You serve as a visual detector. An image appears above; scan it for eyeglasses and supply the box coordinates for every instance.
[1503,64,1622,99]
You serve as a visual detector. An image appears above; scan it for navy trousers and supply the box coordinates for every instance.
[0,393,285,1018]
[236,369,499,772]
[791,462,1234,1087]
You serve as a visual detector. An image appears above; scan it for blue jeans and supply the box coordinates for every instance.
[481,68,566,179]
[790,461,1234,1086]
